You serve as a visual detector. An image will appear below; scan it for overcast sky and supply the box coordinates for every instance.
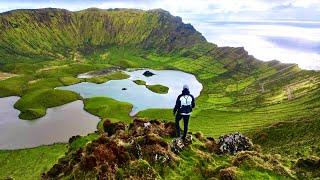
[0,0,320,22]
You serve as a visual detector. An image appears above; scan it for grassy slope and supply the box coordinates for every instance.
[0,46,319,179]
[0,144,67,180]
[251,116,320,158]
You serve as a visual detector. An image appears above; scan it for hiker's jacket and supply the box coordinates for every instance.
[173,88,195,115]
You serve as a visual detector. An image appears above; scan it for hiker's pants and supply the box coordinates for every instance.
[175,114,190,138]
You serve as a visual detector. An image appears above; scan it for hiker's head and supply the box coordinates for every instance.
[182,84,190,94]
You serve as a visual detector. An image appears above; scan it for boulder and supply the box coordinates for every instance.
[217,132,253,154]
[143,70,155,77]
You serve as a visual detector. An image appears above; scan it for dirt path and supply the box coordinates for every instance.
[0,72,17,80]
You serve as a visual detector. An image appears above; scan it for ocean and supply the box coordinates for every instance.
[192,20,320,70]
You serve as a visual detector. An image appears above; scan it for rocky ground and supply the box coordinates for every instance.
[40,118,319,180]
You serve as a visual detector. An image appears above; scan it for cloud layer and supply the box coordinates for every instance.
[1,0,320,21]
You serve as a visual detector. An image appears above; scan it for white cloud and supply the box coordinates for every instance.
[97,0,275,14]
[291,0,320,8]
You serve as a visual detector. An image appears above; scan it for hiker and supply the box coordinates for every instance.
[173,85,195,139]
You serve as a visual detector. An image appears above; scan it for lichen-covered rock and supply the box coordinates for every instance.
[217,132,253,154]
[171,135,193,154]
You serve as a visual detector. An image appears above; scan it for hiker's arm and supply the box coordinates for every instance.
[191,95,195,108]
[173,95,181,114]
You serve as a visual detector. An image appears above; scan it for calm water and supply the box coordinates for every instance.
[59,69,203,115]
[0,97,100,149]
[193,20,320,70]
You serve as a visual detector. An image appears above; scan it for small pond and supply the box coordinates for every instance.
[59,69,203,115]
[0,97,100,149]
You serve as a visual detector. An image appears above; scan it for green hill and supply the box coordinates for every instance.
[0,8,319,179]
[0,8,205,63]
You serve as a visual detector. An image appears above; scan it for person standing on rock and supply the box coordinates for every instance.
[173,85,195,139]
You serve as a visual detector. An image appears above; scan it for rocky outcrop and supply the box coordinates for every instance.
[203,132,253,155]
[42,119,259,179]
[42,119,178,179]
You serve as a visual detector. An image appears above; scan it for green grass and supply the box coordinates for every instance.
[14,89,80,120]
[0,144,67,180]
[133,79,146,85]
[251,117,320,158]
[85,71,129,84]
[0,76,30,97]
[83,97,132,123]
[146,84,169,94]
[133,79,169,94]
[137,109,173,121]
[0,50,317,179]
[69,133,100,151]
[59,76,83,86]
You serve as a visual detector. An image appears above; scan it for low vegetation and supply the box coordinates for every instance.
[40,119,303,179]
[59,76,83,86]
[0,144,67,180]
[146,84,169,94]
[133,79,146,85]
[14,89,80,120]
[83,97,132,123]
[85,71,129,84]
